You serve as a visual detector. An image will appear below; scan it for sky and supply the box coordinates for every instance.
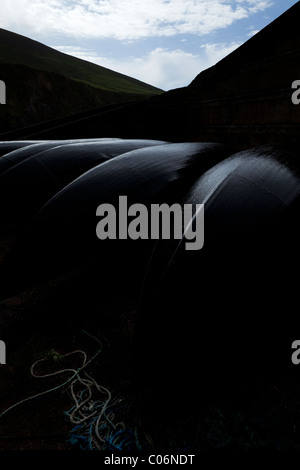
[0,0,299,91]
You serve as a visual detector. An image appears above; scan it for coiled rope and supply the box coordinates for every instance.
[0,330,141,451]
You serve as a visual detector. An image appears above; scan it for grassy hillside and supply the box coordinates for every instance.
[0,28,163,133]
[0,29,162,95]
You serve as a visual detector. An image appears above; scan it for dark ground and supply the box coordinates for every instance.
[1,239,300,454]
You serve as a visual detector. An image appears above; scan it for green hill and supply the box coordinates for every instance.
[0,28,163,133]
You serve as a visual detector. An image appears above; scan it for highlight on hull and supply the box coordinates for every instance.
[134,144,300,410]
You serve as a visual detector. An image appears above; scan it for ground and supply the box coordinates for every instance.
[1,257,300,452]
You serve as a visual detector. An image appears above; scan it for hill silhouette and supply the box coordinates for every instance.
[0,29,163,134]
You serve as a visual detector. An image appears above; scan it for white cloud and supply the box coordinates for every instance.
[53,42,241,90]
[0,0,273,40]
[241,0,274,14]
[201,42,241,65]
[247,29,260,36]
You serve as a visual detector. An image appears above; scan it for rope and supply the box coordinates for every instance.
[64,375,135,450]
[0,330,140,451]
[0,331,102,421]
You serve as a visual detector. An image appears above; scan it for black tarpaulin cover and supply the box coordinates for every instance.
[0,141,231,297]
[0,139,167,229]
[1,140,300,410]
[135,144,300,408]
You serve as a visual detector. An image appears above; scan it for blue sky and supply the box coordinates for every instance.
[0,0,298,90]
